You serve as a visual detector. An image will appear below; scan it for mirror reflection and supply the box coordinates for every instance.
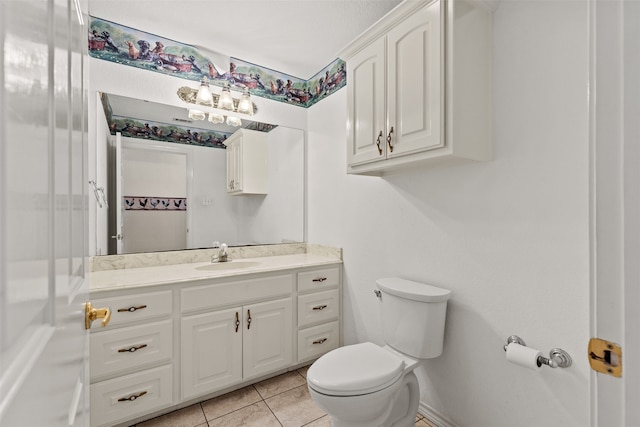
[98,94,305,255]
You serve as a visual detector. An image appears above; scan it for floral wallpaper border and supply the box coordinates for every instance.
[89,16,346,109]
[124,196,187,211]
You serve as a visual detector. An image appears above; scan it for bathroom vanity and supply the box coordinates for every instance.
[88,246,342,427]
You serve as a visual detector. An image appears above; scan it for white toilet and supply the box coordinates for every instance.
[307,277,452,427]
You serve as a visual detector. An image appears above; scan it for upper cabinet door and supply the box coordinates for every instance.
[387,0,443,158]
[346,37,386,167]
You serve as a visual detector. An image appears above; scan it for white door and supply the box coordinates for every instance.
[591,0,640,425]
[243,298,292,380]
[114,133,124,254]
[386,0,443,158]
[181,308,242,401]
[346,37,386,167]
[0,0,90,426]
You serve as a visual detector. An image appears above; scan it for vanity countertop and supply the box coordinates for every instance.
[89,253,342,293]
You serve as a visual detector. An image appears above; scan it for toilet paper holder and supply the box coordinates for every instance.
[503,335,572,368]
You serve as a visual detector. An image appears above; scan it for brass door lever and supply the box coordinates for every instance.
[85,302,112,329]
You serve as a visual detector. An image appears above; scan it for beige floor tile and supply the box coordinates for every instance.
[302,415,332,426]
[417,418,439,427]
[135,404,206,427]
[254,371,307,399]
[207,401,281,427]
[265,384,326,427]
[201,385,262,421]
[296,364,311,380]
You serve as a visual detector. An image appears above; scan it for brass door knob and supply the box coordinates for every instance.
[85,302,112,329]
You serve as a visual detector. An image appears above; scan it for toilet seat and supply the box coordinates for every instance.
[307,342,404,396]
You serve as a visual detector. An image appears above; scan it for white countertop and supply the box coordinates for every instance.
[89,253,342,293]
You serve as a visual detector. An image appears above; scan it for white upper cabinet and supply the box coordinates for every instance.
[341,0,493,175]
[224,129,268,194]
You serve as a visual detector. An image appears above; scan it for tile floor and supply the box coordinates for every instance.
[132,365,438,427]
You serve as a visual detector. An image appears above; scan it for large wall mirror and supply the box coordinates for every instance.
[96,93,305,255]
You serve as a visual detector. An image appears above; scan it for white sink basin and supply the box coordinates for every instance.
[195,261,261,272]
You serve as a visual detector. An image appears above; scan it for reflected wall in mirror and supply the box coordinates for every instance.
[97,93,305,255]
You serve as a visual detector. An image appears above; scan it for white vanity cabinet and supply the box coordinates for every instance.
[341,0,493,175]
[89,290,174,427]
[296,267,341,362]
[224,128,268,195]
[180,273,293,401]
[89,258,341,427]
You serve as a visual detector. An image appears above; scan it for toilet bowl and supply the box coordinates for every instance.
[307,342,420,427]
[307,278,452,427]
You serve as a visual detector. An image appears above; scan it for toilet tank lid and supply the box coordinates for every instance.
[376,278,452,302]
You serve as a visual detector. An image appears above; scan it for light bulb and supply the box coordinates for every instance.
[226,116,242,127]
[217,84,235,111]
[195,77,213,106]
[208,113,224,124]
[237,88,254,115]
[188,109,205,121]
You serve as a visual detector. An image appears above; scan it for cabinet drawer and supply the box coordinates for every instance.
[298,267,340,293]
[181,274,293,312]
[91,320,173,379]
[90,364,173,427]
[91,290,172,329]
[298,321,340,362]
[297,289,340,328]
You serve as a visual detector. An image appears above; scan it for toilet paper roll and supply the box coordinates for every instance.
[506,343,541,370]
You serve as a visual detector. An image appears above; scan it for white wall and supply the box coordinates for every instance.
[235,126,306,245]
[307,1,590,426]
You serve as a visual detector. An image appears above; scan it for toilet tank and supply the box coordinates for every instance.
[376,278,452,359]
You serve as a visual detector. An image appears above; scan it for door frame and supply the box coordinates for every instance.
[590,0,640,424]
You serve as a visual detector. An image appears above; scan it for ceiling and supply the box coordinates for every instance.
[87,0,404,78]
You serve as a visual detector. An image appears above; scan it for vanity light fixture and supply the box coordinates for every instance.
[178,77,257,128]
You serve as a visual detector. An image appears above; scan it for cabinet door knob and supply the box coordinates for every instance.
[375,131,383,155]
[235,311,240,333]
[247,309,252,330]
[387,126,394,152]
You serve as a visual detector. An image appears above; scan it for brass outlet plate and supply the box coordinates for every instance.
[588,338,622,377]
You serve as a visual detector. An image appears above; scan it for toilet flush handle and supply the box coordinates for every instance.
[374,290,382,299]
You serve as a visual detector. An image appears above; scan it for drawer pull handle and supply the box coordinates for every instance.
[235,312,240,333]
[117,305,147,313]
[117,391,147,402]
[312,305,328,311]
[375,131,383,155]
[313,338,328,345]
[118,344,148,353]
[247,309,252,330]
[312,277,327,283]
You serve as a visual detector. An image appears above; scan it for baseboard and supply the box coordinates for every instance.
[418,401,459,427]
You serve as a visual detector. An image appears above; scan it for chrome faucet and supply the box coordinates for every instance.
[211,243,229,263]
